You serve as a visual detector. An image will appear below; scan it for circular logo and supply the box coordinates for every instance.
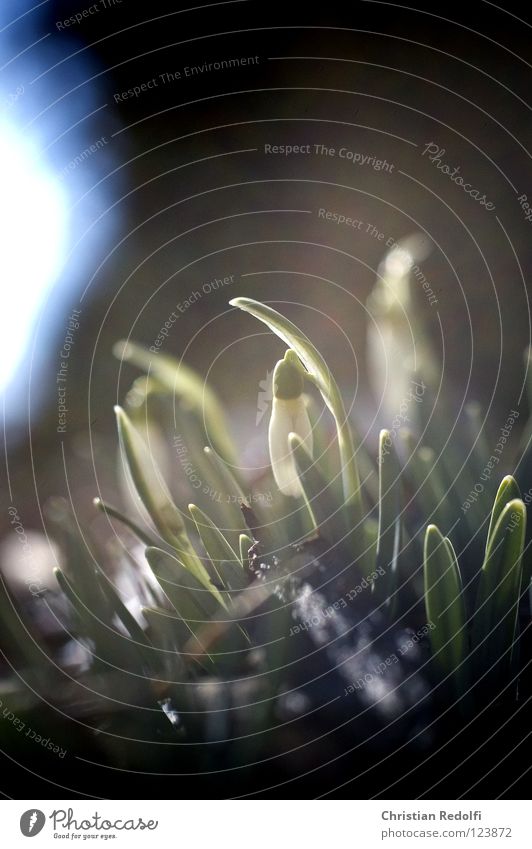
[20,810,46,837]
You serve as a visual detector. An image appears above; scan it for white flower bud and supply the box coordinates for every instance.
[268,353,313,497]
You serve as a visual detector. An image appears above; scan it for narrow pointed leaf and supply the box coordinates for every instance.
[188,503,240,568]
[115,405,186,543]
[374,429,402,605]
[47,499,108,619]
[472,499,526,692]
[94,568,152,649]
[364,517,379,563]
[93,497,157,548]
[115,406,211,590]
[423,525,468,699]
[202,446,251,534]
[142,606,181,650]
[145,546,224,615]
[203,446,246,503]
[485,475,521,554]
[114,340,237,465]
[142,605,206,670]
[145,549,218,660]
[54,568,138,670]
[289,432,347,547]
[217,560,249,595]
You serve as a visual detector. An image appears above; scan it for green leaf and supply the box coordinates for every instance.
[216,560,249,626]
[114,340,237,465]
[188,503,240,569]
[93,497,157,548]
[94,568,152,650]
[141,606,199,670]
[145,546,224,616]
[115,405,186,542]
[54,567,139,671]
[203,446,245,502]
[374,429,402,606]
[472,499,526,693]
[115,406,212,592]
[46,499,109,621]
[288,432,347,547]
[145,548,253,658]
[485,475,521,554]
[145,547,220,655]
[423,525,468,700]
[142,606,180,647]
[364,517,379,562]
[202,446,250,532]
[217,560,249,593]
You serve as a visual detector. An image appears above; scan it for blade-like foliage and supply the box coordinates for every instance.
[423,525,468,701]
[114,340,237,465]
[145,546,224,615]
[374,429,402,606]
[289,432,347,547]
[188,504,240,569]
[485,475,521,554]
[472,499,526,694]
[115,406,213,593]
[93,497,157,548]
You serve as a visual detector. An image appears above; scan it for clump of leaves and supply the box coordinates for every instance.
[47,290,529,762]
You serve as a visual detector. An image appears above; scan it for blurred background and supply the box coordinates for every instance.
[0,0,531,793]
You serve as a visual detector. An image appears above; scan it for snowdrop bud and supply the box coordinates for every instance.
[268,352,313,497]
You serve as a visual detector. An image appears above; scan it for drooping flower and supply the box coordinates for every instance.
[268,350,313,497]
